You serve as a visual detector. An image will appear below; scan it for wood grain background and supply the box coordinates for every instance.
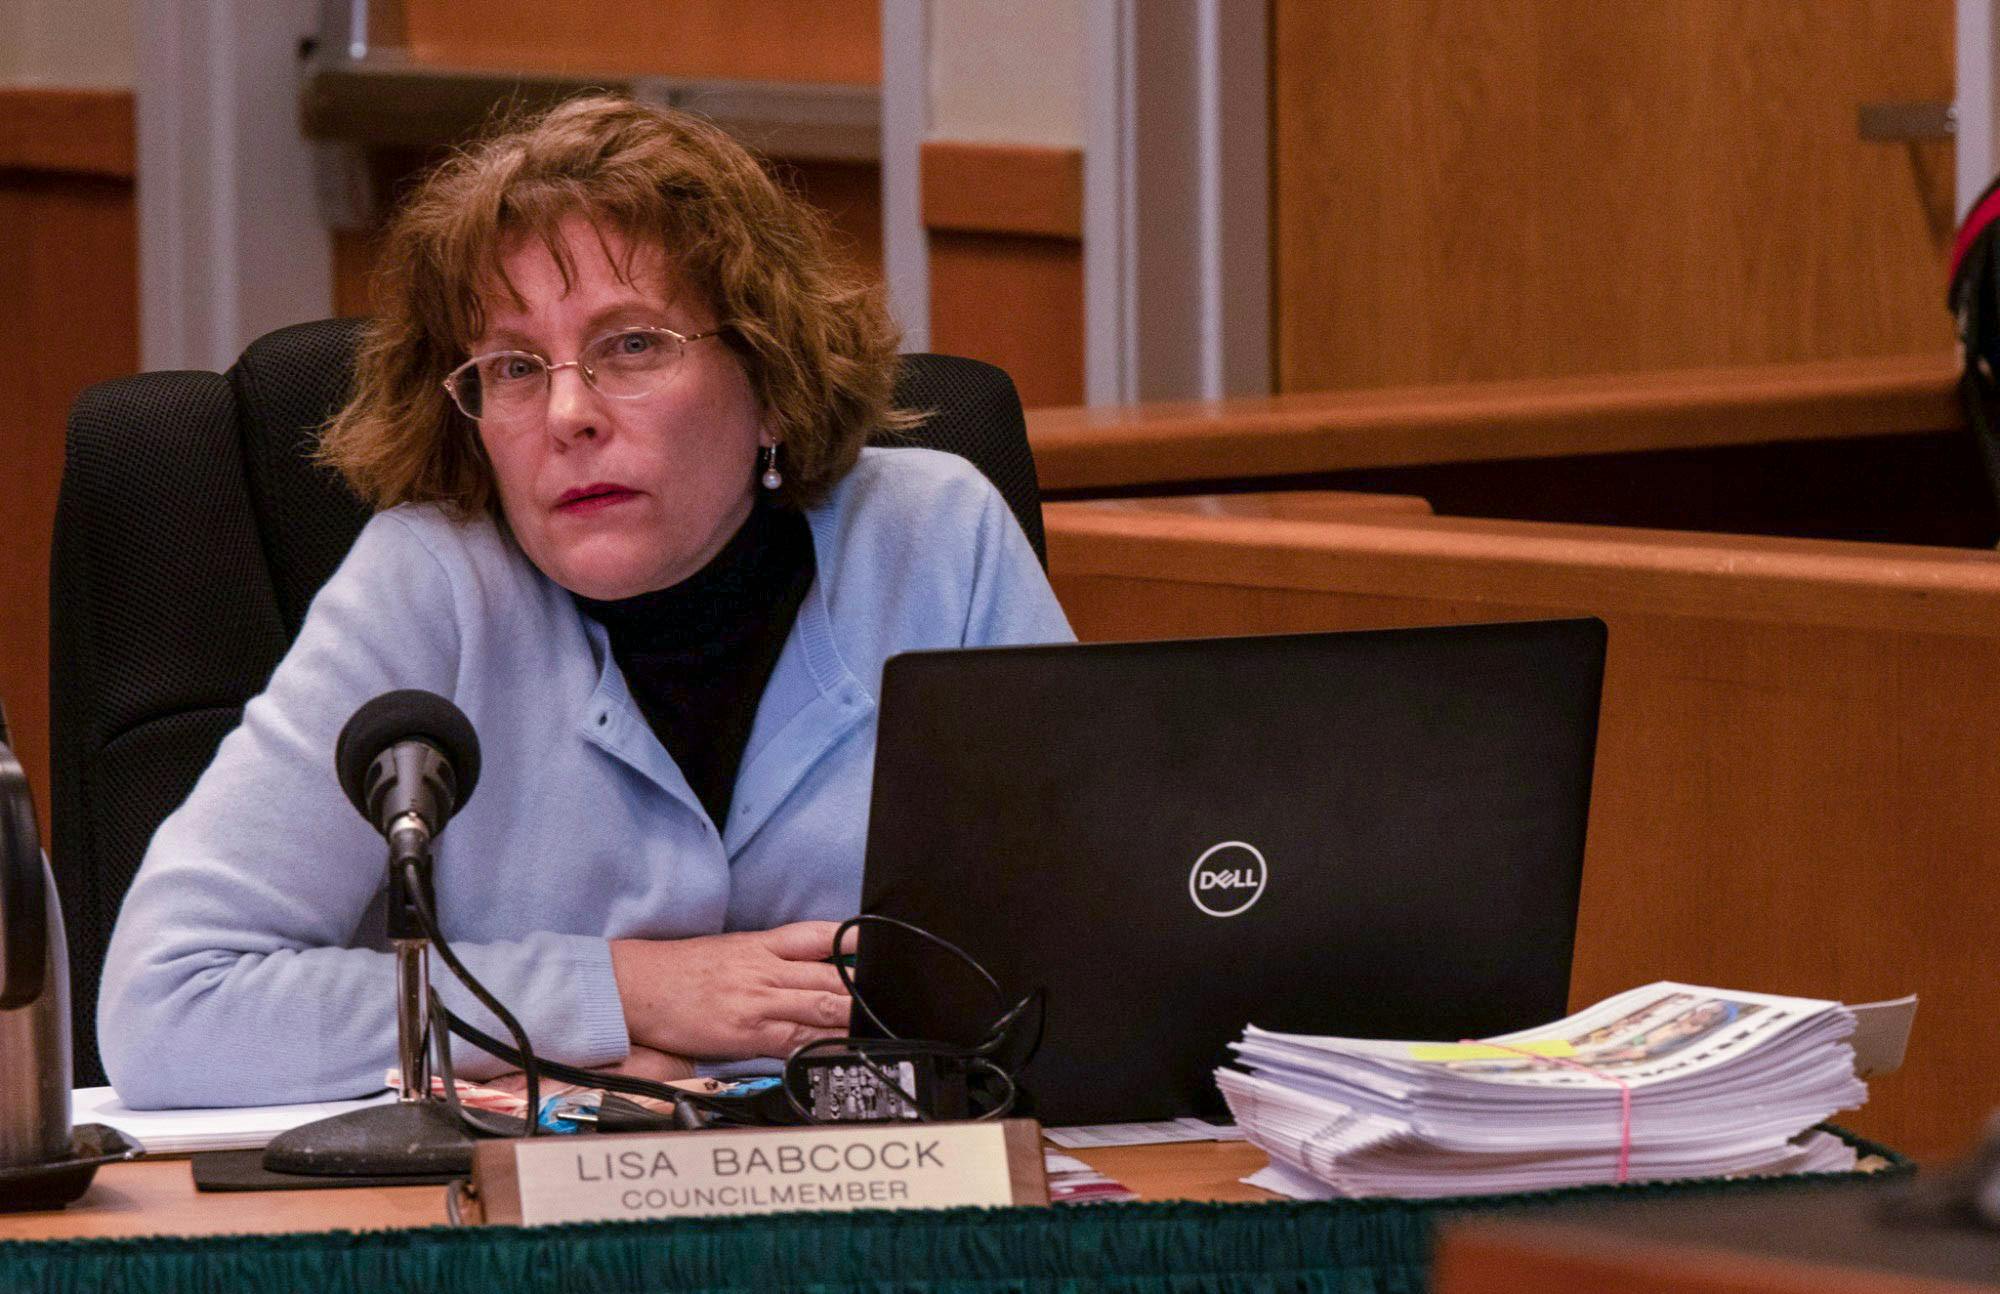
[399,0,881,84]
[924,141,1084,408]
[0,88,139,832]
[1273,1,1957,391]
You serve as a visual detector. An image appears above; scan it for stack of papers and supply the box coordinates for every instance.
[1045,1118,1244,1150]
[72,1086,395,1155]
[1219,982,1902,1200]
[1043,1150,1139,1204]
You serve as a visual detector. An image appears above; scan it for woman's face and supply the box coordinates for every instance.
[469,215,766,600]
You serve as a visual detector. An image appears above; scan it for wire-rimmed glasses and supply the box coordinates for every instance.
[441,325,726,424]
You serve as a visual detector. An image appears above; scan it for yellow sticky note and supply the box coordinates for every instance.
[1407,1040,1576,1062]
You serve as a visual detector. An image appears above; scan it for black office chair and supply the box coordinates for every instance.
[50,316,1045,1087]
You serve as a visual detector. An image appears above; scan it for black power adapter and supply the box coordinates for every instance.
[796,1049,972,1122]
[771,914,1046,1125]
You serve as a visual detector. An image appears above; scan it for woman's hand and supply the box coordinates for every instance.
[610,921,855,1061]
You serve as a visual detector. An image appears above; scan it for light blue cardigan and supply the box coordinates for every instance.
[99,447,1074,1108]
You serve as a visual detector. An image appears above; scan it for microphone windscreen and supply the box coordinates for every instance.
[335,690,482,820]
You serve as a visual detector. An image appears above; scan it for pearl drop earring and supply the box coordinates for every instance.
[759,443,783,491]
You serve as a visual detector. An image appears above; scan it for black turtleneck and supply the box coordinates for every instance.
[573,497,817,829]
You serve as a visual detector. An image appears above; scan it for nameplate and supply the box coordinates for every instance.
[470,1119,1047,1225]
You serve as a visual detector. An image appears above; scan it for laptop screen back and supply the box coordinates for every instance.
[854,618,1607,1125]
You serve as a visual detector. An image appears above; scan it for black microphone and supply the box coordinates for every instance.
[335,690,481,868]
[261,690,495,1180]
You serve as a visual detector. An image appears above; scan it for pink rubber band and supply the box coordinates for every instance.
[1459,1040,1633,1183]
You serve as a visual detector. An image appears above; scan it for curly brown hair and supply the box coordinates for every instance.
[319,93,910,515]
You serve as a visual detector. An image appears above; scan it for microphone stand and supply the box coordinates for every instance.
[262,824,476,1178]
[388,815,437,1107]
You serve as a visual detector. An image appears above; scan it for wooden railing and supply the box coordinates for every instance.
[1027,353,1962,493]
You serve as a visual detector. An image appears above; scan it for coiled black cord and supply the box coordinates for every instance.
[779,914,1042,1124]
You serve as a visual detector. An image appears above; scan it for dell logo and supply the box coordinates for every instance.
[1188,841,1268,918]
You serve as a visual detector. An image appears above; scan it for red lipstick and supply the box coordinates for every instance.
[555,482,638,514]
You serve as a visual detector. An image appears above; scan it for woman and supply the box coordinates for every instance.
[97,95,1072,1107]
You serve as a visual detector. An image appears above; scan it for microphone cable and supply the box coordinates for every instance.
[400,881,1041,1131]
[435,1006,783,1127]
[399,859,544,1137]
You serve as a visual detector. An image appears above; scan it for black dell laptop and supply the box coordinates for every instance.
[852,617,1607,1126]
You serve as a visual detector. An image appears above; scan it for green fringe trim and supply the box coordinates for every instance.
[0,1125,1911,1294]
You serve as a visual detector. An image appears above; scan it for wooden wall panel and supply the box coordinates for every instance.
[400,0,879,84]
[779,158,884,284]
[0,88,133,180]
[332,227,388,320]
[0,88,140,832]
[923,141,1084,408]
[921,141,1082,240]
[334,154,885,321]
[330,144,433,319]
[1274,1,1956,392]
[928,231,1084,408]
[1046,505,2000,1161]
[332,0,887,322]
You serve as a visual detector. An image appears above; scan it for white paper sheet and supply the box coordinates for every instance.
[71,1086,396,1154]
[1850,995,1918,1078]
[1044,1117,1243,1148]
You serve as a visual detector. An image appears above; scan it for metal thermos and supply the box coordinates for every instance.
[0,729,71,1172]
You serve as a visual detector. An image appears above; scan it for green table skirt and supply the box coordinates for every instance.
[0,1129,1911,1294]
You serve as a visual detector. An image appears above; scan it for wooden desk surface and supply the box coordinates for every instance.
[1435,1187,2000,1294]
[0,1141,1275,1241]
